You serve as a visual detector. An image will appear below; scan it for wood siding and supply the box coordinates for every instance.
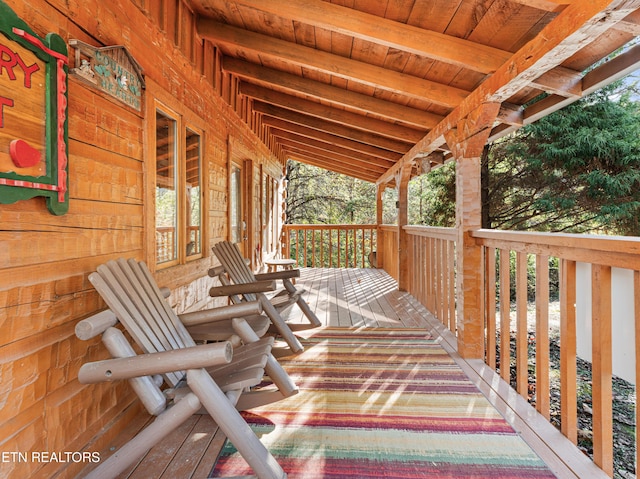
[0,1,284,478]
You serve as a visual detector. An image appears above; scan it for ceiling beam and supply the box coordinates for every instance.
[284,150,381,183]
[197,19,470,109]
[240,83,427,143]
[261,117,402,161]
[254,102,412,154]
[488,42,640,142]
[278,140,391,176]
[218,0,511,74]
[270,128,396,169]
[378,0,640,185]
[223,57,442,130]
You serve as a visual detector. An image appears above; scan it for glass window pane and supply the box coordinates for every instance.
[155,110,177,264]
[185,128,201,257]
[230,166,242,243]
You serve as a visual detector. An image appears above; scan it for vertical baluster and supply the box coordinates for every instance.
[560,259,577,443]
[302,229,306,267]
[485,247,496,369]
[635,270,640,477]
[592,264,613,476]
[499,249,511,382]
[516,251,528,395]
[535,255,550,419]
[311,229,316,268]
[448,240,456,333]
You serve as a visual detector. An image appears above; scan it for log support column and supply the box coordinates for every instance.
[445,103,500,359]
[375,183,385,269]
[396,163,413,291]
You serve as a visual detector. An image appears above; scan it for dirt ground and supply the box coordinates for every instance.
[495,303,636,479]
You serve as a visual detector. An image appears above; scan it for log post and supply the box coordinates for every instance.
[445,102,500,359]
[396,163,412,291]
[375,183,384,269]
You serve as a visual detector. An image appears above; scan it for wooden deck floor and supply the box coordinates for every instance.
[281,267,433,328]
[79,268,605,479]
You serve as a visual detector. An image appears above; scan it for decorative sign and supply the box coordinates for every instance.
[70,40,144,111]
[0,1,69,215]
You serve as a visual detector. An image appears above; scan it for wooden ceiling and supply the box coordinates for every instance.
[190,0,640,183]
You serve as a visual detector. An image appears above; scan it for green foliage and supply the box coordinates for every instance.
[407,162,456,227]
[285,162,376,224]
[486,85,640,235]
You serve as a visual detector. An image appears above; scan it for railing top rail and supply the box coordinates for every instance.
[472,228,640,270]
[404,225,456,241]
[283,224,377,230]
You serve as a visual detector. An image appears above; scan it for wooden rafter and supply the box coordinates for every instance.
[213,0,511,74]
[194,0,640,184]
[378,0,640,185]
[197,20,471,108]
[223,57,443,130]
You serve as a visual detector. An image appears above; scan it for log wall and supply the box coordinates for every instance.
[0,1,284,478]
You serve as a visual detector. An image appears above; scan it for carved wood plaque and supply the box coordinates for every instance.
[0,1,69,215]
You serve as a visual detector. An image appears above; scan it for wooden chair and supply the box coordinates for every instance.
[210,241,322,353]
[77,258,292,479]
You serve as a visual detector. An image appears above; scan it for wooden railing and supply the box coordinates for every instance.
[472,229,640,477]
[283,221,638,476]
[282,224,377,268]
[404,226,457,334]
[378,225,399,280]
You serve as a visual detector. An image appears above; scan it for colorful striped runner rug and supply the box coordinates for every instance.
[210,328,556,478]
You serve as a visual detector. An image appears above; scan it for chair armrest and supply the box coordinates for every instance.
[208,265,226,277]
[208,280,276,297]
[254,269,300,281]
[179,300,262,327]
[78,341,233,384]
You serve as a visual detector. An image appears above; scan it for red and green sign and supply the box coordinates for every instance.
[0,1,69,215]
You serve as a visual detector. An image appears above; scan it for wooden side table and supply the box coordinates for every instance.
[264,258,297,273]
[265,258,297,284]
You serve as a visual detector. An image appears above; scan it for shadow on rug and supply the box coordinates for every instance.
[210,328,557,478]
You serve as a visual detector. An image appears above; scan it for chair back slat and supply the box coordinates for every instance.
[120,259,195,349]
[213,242,259,301]
[106,260,183,352]
[88,259,199,387]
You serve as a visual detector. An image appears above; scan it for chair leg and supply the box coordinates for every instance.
[187,369,287,479]
[84,393,202,479]
[231,318,299,410]
[258,295,304,353]
[282,279,322,327]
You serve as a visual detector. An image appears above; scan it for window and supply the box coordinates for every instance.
[185,128,201,257]
[154,106,203,266]
[230,165,242,243]
[155,111,177,264]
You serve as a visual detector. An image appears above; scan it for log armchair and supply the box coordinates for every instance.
[210,241,322,354]
[77,258,292,479]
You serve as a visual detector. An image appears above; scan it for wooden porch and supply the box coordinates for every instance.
[80,267,604,479]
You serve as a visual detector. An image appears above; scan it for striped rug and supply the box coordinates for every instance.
[211,328,557,478]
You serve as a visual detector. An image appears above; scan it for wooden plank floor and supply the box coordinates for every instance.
[78,268,603,479]
[281,268,432,328]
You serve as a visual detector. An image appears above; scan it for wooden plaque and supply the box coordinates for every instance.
[0,1,69,215]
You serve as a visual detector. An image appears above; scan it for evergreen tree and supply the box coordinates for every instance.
[486,86,640,234]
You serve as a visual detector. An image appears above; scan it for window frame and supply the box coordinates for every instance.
[146,87,207,270]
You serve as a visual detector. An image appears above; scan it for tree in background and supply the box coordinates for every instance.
[285,161,376,224]
[485,84,640,235]
[285,83,640,237]
[415,84,640,235]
